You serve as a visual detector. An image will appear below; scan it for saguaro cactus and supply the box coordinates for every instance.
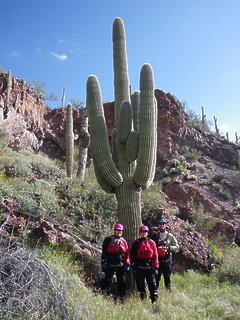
[77,107,90,180]
[86,18,157,244]
[6,70,11,107]
[66,103,74,178]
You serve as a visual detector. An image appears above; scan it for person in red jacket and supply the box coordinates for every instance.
[101,223,130,298]
[131,225,159,303]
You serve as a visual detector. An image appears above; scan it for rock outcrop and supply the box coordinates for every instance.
[0,73,46,150]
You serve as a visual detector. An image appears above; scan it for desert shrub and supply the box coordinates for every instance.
[205,238,224,264]
[0,155,33,178]
[212,183,221,191]
[31,155,66,180]
[206,162,214,169]
[173,165,188,175]
[213,247,240,285]
[219,190,231,200]
[141,183,166,215]
[0,148,66,182]
[228,171,240,192]
[0,178,45,218]
[53,171,118,243]
[180,145,202,160]
[0,239,68,320]
[212,173,225,183]
[202,172,209,179]
[167,159,181,168]
[190,162,200,171]
[183,174,197,181]
[161,176,172,185]
[186,201,219,236]
[0,132,8,152]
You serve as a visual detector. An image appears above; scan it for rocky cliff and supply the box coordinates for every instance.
[0,73,47,150]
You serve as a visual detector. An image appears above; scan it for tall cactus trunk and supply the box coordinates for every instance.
[115,178,141,245]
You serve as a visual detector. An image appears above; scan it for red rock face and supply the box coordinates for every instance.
[155,89,186,161]
[0,73,47,150]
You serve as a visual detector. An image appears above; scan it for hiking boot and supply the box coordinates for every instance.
[139,292,146,300]
[166,286,171,292]
[151,294,158,304]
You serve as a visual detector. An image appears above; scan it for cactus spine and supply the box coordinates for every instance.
[86,18,157,244]
[66,103,74,178]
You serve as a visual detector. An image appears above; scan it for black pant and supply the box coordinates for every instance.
[135,268,158,301]
[156,259,172,289]
[101,266,126,297]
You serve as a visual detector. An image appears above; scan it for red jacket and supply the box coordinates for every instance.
[101,235,130,267]
[131,238,159,269]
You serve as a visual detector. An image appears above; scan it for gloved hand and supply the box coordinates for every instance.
[101,264,108,272]
[125,265,130,272]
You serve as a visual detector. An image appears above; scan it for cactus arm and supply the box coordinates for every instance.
[133,64,157,187]
[119,100,132,143]
[113,17,131,128]
[131,91,140,132]
[87,75,123,187]
[126,131,139,163]
[92,155,115,194]
[111,128,118,167]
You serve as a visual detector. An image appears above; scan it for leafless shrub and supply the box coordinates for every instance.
[0,239,68,319]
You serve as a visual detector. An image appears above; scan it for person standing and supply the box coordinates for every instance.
[101,223,130,299]
[151,218,179,291]
[131,225,159,303]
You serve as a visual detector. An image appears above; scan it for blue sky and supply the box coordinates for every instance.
[1,0,239,141]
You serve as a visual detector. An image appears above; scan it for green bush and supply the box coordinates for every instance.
[228,171,240,192]
[212,183,222,191]
[212,173,225,183]
[160,176,172,186]
[220,190,231,200]
[206,162,214,169]
[180,145,202,160]
[213,247,240,285]
[142,182,166,215]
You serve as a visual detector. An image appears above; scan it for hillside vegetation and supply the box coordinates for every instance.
[0,134,239,319]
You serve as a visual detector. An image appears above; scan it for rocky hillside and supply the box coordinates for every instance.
[0,72,239,272]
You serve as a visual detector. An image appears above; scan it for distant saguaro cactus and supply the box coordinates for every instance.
[213,115,220,137]
[86,18,157,244]
[77,107,90,180]
[66,103,74,178]
[6,70,11,107]
[201,106,206,128]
